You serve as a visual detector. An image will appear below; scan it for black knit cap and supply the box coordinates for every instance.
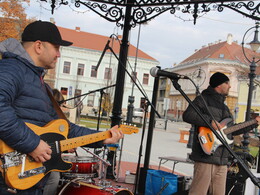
[22,21,72,46]
[209,72,229,88]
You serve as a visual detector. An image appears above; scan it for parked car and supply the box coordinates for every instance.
[133,108,144,118]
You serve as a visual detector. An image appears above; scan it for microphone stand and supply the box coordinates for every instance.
[136,73,160,194]
[60,85,115,131]
[133,101,150,194]
[104,45,160,119]
[102,43,161,180]
[59,84,116,105]
[96,89,105,131]
[170,78,260,188]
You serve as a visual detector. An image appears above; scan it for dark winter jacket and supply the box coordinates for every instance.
[0,38,103,155]
[183,86,233,165]
[183,86,258,165]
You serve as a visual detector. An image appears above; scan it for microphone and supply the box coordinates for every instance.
[150,67,189,80]
[95,39,111,71]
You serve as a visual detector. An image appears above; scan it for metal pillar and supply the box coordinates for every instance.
[106,0,133,179]
[242,58,256,150]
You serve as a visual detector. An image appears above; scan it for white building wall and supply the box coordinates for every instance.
[55,45,159,116]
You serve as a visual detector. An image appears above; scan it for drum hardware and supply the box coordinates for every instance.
[58,178,83,195]
[81,147,111,180]
[58,148,134,195]
[81,147,111,167]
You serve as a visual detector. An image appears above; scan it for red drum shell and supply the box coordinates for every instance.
[63,156,99,174]
[59,182,133,195]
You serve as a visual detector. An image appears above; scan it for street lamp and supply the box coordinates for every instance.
[241,22,260,150]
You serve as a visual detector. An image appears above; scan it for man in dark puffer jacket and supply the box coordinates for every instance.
[183,72,260,195]
[0,21,123,195]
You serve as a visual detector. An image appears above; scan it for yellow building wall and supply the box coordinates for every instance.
[237,81,260,123]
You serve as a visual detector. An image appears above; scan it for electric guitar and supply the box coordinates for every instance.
[198,118,257,155]
[0,119,139,190]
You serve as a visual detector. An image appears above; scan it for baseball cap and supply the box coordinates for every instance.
[209,72,230,88]
[22,20,73,46]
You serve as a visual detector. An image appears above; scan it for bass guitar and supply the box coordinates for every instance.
[0,119,139,190]
[198,118,257,155]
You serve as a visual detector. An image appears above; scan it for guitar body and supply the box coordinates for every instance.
[198,118,233,155]
[0,119,71,190]
[0,119,139,190]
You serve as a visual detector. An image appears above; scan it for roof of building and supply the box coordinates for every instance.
[180,40,259,65]
[58,26,157,61]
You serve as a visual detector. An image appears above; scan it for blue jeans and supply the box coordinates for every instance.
[0,175,43,195]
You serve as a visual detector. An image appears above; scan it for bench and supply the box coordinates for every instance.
[158,156,194,174]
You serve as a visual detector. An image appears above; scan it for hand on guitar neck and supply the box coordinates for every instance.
[211,120,223,131]
[103,125,124,144]
[199,116,260,155]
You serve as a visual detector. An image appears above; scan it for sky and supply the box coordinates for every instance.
[24,0,259,69]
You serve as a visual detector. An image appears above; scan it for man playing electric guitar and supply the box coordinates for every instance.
[183,72,260,195]
[0,21,124,195]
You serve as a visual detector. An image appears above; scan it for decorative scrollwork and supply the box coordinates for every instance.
[60,0,68,5]
[217,1,260,21]
[40,0,260,26]
[73,0,124,25]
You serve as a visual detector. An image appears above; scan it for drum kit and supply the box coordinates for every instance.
[57,148,133,195]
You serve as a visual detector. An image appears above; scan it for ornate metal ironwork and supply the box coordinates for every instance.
[40,0,260,25]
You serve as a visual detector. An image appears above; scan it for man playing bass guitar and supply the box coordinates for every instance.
[183,72,260,195]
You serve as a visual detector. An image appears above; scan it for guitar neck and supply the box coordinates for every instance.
[60,131,111,152]
[223,119,257,135]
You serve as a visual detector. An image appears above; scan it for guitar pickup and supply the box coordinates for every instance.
[207,133,213,142]
[18,166,46,179]
[199,136,207,144]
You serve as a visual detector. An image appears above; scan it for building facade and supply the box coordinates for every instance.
[44,26,159,117]
[159,34,260,122]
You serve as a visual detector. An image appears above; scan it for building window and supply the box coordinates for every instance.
[159,90,165,98]
[219,54,225,58]
[87,93,95,107]
[143,73,149,85]
[104,67,112,80]
[91,66,97,78]
[77,63,85,76]
[63,61,71,74]
[131,72,137,83]
[140,97,146,108]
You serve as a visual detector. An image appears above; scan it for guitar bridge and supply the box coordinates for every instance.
[18,166,46,179]
[0,151,24,169]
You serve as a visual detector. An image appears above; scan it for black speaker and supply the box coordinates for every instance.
[226,172,246,195]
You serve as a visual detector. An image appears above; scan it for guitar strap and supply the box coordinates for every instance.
[46,86,68,121]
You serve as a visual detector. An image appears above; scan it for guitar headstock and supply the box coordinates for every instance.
[119,124,139,135]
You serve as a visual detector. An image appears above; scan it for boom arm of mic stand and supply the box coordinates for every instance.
[95,40,111,71]
[107,46,161,118]
[170,78,260,188]
[59,84,116,104]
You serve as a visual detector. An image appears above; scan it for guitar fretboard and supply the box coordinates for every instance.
[223,119,257,135]
[60,131,111,152]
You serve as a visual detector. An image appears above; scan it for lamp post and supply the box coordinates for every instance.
[241,22,260,151]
